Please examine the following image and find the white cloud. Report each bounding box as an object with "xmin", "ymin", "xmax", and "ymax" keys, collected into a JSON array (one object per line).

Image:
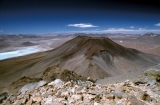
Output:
[
  {"xmin": 0, "ymin": 30, "xmax": 3, "ymax": 32},
  {"xmin": 130, "ymin": 26, "xmax": 135, "ymax": 28},
  {"xmin": 55, "ymin": 28, "xmax": 160, "ymax": 34},
  {"xmin": 155, "ymin": 23, "xmax": 160, "ymax": 26},
  {"xmin": 104, "ymin": 28, "xmax": 160, "ymax": 34},
  {"xmin": 105, "ymin": 28, "xmax": 133, "ymax": 32},
  {"xmin": 67, "ymin": 23, "xmax": 99, "ymax": 28}
]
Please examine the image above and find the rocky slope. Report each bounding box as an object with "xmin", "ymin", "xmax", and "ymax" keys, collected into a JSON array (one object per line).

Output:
[
  {"xmin": 7, "ymin": 67, "xmax": 94, "ymax": 94},
  {"xmin": 0, "ymin": 67, "xmax": 160, "ymax": 105}
]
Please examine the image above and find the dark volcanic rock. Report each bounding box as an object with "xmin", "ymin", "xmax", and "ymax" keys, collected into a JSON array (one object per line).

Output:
[{"xmin": 42, "ymin": 66, "xmax": 95, "ymax": 82}]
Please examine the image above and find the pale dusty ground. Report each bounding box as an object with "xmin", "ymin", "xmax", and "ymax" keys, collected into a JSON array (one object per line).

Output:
[{"xmin": 112, "ymin": 36, "xmax": 160, "ymax": 56}]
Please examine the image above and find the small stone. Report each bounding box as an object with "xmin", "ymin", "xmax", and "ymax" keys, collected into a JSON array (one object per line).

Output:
[
  {"xmin": 94, "ymin": 94, "xmax": 101, "ymax": 102},
  {"xmin": 56, "ymin": 98, "xmax": 66, "ymax": 102},
  {"xmin": 32, "ymin": 96, "xmax": 41, "ymax": 103},
  {"xmin": 9, "ymin": 95, "xmax": 16, "ymax": 101},
  {"xmin": 68, "ymin": 97, "xmax": 75, "ymax": 104},
  {"xmin": 35, "ymin": 80, "xmax": 47, "ymax": 89},
  {"xmin": 106, "ymin": 94, "xmax": 115, "ymax": 100},
  {"xmin": 65, "ymin": 81, "xmax": 73, "ymax": 87},
  {"xmin": 61, "ymin": 91, "xmax": 69, "ymax": 97},
  {"xmin": 44, "ymin": 96, "xmax": 53, "ymax": 105},
  {"xmin": 136, "ymin": 91, "xmax": 151, "ymax": 102},
  {"xmin": 101, "ymin": 94, "xmax": 107, "ymax": 101},
  {"xmin": 115, "ymin": 85, "xmax": 126, "ymax": 92},
  {"xmin": 13, "ymin": 99, "xmax": 26, "ymax": 105},
  {"xmin": 133, "ymin": 87, "xmax": 141, "ymax": 92},
  {"xmin": 147, "ymin": 80, "xmax": 156, "ymax": 86},
  {"xmin": 88, "ymin": 89, "xmax": 98, "ymax": 95},
  {"xmin": 48, "ymin": 79, "xmax": 64, "ymax": 86},
  {"xmin": 83, "ymin": 95, "xmax": 90, "ymax": 103},
  {"xmin": 88, "ymin": 94, "xmax": 96, "ymax": 100},
  {"xmin": 71, "ymin": 94, "xmax": 82, "ymax": 101},
  {"xmin": 155, "ymin": 91, "xmax": 160, "ymax": 95},
  {"xmin": 129, "ymin": 95, "xmax": 141, "ymax": 105},
  {"xmin": 26, "ymin": 100, "xmax": 32, "ymax": 105},
  {"xmin": 94, "ymin": 102, "xmax": 100, "ymax": 105},
  {"xmin": 113, "ymin": 91, "xmax": 124, "ymax": 99}
]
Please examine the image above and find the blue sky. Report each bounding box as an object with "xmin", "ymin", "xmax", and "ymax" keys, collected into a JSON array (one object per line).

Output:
[{"xmin": 0, "ymin": 0, "xmax": 160, "ymax": 34}]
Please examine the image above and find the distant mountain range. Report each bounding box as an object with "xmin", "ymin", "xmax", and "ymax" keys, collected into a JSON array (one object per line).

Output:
[{"xmin": 143, "ymin": 32, "xmax": 160, "ymax": 37}]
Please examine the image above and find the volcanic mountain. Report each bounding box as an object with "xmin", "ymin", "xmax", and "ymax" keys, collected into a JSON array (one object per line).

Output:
[{"xmin": 0, "ymin": 36, "xmax": 160, "ymax": 86}]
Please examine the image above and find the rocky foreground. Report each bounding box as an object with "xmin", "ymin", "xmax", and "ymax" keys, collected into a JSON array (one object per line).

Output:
[{"xmin": 0, "ymin": 67, "xmax": 160, "ymax": 105}]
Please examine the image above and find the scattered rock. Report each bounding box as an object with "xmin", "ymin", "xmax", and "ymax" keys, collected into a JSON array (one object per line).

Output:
[
  {"xmin": 145, "ymin": 69, "xmax": 160, "ymax": 81},
  {"xmin": 42, "ymin": 66, "xmax": 95, "ymax": 82},
  {"xmin": 1, "ymin": 67, "xmax": 160, "ymax": 105}
]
